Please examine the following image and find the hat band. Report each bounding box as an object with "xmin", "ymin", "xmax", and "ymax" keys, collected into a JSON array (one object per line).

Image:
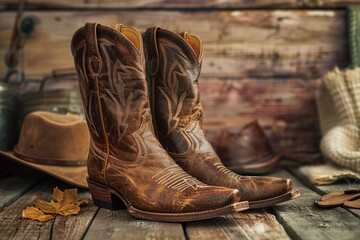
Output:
[{"xmin": 13, "ymin": 149, "xmax": 87, "ymax": 166}]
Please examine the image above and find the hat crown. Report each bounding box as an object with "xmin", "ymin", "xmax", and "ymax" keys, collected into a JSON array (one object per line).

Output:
[{"xmin": 14, "ymin": 111, "xmax": 90, "ymax": 165}]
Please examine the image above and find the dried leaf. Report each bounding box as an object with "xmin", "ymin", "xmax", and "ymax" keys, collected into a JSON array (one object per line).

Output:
[
  {"xmin": 62, "ymin": 188, "xmax": 78, "ymax": 205},
  {"xmin": 56, "ymin": 203, "xmax": 81, "ymax": 216},
  {"xmin": 53, "ymin": 187, "xmax": 64, "ymax": 202},
  {"xmin": 34, "ymin": 187, "xmax": 89, "ymax": 216},
  {"xmin": 23, "ymin": 187, "xmax": 89, "ymax": 221},
  {"xmin": 34, "ymin": 199, "xmax": 59, "ymax": 213},
  {"xmin": 22, "ymin": 207, "xmax": 54, "ymax": 222}
]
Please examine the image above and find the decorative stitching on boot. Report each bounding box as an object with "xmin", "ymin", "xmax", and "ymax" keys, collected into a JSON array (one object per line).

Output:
[
  {"xmin": 214, "ymin": 163, "xmax": 243, "ymax": 180},
  {"xmin": 152, "ymin": 165, "xmax": 208, "ymax": 192},
  {"xmin": 99, "ymin": 41, "xmax": 134, "ymax": 142},
  {"xmin": 158, "ymin": 43, "xmax": 187, "ymax": 135},
  {"xmin": 76, "ymin": 64, "xmax": 99, "ymax": 137},
  {"xmin": 131, "ymin": 109, "xmax": 151, "ymax": 158}
]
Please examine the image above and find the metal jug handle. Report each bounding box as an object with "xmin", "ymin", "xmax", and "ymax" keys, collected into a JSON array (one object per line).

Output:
[{"xmin": 39, "ymin": 68, "xmax": 77, "ymax": 91}]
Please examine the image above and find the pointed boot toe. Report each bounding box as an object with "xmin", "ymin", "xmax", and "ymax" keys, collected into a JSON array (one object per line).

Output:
[
  {"xmin": 194, "ymin": 187, "xmax": 242, "ymax": 209},
  {"xmin": 286, "ymin": 178, "xmax": 293, "ymax": 192},
  {"xmin": 224, "ymin": 188, "xmax": 242, "ymax": 206},
  {"xmin": 228, "ymin": 175, "xmax": 298, "ymax": 209},
  {"xmin": 221, "ymin": 188, "xmax": 250, "ymax": 211},
  {"xmin": 241, "ymin": 177, "xmax": 292, "ymax": 202}
]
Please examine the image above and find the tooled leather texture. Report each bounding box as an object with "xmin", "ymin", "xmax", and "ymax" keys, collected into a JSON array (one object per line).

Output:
[
  {"xmin": 144, "ymin": 27, "xmax": 292, "ymax": 202},
  {"xmin": 71, "ymin": 23, "xmax": 241, "ymax": 213}
]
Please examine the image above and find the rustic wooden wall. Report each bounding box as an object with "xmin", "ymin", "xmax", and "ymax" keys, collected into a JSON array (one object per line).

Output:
[
  {"xmin": 0, "ymin": 0, "xmax": 359, "ymax": 9},
  {"xmin": 0, "ymin": 0, "xmax": 357, "ymax": 158}
]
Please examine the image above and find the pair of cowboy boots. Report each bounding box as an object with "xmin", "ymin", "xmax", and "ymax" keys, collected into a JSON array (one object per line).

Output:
[{"xmin": 71, "ymin": 23, "xmax": 299, "ymax": 222}]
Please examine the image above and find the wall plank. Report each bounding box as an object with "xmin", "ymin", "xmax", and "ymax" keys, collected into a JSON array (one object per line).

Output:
[
  {"xmin": 0, "ymin": 0, "xmax": 359, "ymax": 9},
  {"xmin": 0, "ymin": 10, "xmax": 347, "ymax": 79},
  {"xmin": 201, "ymin": 78, "xmax": 320, "ymax": 153}
]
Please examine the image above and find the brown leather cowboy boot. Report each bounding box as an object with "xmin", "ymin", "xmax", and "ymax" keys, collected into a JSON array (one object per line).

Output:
[
  {"xmin": 143, "ymin": 27, "xmax": 300, "ymax": 209},
  {"xmin": 71, "ymin": 23, "xmax": 248, "ymax": 222}
]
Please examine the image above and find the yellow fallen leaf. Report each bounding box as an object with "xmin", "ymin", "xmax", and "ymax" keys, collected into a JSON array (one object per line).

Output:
[
  {"xmin": 33, "ymin": 187, "xmax": 89, "ymax": 216},
  {"xmin": 23, "ymin": 187, "xmax": 89, "ymax": 222},
  {"xmin": 22, "ymin": 206, "xmax": 54, "ymax": 222},
  {"xmin": 62, "ymin": 188, "xmax": 79, "ymax": 205},
  {"xmin": 52, "ymin": 187, "xmax": 88, "ymax": 205},
  {"xmin": 34, "ymin": 199, "xmax": 81, "ymax": 216},
  {"xmin": 56, "ymin": 203, "xmax": 81, "ymax": 216},
  {"xmin": 53, "ymin": 187, "xmax": 64, "ymax": 202},
  {"xmin": 34, "ymin": 199, "xmax": 60, "ymax": 214}
]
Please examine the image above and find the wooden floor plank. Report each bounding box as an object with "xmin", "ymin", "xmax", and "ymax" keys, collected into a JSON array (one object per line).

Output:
[
  {"xmin": 84, "ymin": 209, "xmax": 185, "ymax": 240},
  {"xmin": 185, "ymin": 209, "xmax": 290, "ymax": 240},
  {"xmin": 289, "ymin": 167, "xmax": 360, "ymax": 218},
  {"xmin": 0, "ymin": 178, "xmax": 96, "ymax": 240},
  {"xmin": 51, "ymin": 190, "xmax": 98, "ymax": 240},
  {"xmin": 0, "ymin": 177, "xmax": 37, "ymax": 212},
  {"xmin": 269, "ymin": 169, "xmax": 360, "ymax": 240}
]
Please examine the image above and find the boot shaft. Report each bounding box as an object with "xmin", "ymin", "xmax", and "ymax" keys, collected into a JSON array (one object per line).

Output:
[
  {"xmin": 143, "ymin": 27, "xmax": 204, "ymax": 153},
  {"xmin": 72, "ymin": 23, "xmax": 150, "ymax": 161}
]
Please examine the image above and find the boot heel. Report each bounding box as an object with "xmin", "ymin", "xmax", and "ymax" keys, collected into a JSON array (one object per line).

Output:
[{"xmin": 87, "ymin": 178, "xmax": 127, "ymax": 210}]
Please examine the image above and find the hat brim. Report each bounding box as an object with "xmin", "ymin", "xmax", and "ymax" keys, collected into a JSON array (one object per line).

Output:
[
  {"xmin": 227, "ymin": 153, "xmax": 283, "ymax": 175},
  {"xmin": 0, "ymin": 150, "xmax": 88, "ymax": 189}
]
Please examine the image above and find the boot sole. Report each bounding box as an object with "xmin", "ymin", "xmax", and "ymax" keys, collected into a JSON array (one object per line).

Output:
[
  {"xmin": 248, "ymin": 189, "xmax": 300, "ymax": 209},
  {"xmin": 87, "ymin": 178, "xmax": 249, "ymax": 222}
]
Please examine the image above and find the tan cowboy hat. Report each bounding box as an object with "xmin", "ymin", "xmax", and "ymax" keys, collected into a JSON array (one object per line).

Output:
[{"xmin": 0, "ymin": 111, "xmax": 90, "ymax": 188}]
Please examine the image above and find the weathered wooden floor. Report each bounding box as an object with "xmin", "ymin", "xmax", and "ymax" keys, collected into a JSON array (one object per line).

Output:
[{"xmin": 0, "ymin": 168, "xmax": 359, "ymax": 240}]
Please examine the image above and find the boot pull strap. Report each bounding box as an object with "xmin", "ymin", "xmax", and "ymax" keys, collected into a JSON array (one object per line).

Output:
[
  {"xmin": 114, "ymin": 23, "xmax": 123, "ymax": 32},
  {"xmin": 85, "ymin": 22, "xmax": 102, "ymax": 78},
  {"xmin": 144, "ymin": 27, "xmax": 159, "ymax": 76}
]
